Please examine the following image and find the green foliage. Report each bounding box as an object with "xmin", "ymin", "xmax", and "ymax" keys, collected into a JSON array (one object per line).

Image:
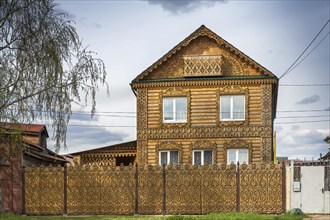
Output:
[
  {"xmin": 0, "ymin": 125, "xmax": 23, "ymax": 160},
  {"xmin": 0, "ymin": 0, "xmax": 109, "ymax": 152}
]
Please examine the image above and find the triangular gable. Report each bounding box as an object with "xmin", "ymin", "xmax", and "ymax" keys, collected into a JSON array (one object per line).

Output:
[{"xmin": 132, "ymin": 25, "xmax": 276, "ymax": 83}]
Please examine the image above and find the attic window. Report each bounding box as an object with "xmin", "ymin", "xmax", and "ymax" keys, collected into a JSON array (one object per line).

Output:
[{"xmin": 183, "ymin": 55, "xmax": 223, "ymax": 77}]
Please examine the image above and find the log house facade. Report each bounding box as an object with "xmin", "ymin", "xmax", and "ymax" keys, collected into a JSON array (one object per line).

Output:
[{"xmin": 131, "ymin": 25, "xmax": 278, "ymax": 166}]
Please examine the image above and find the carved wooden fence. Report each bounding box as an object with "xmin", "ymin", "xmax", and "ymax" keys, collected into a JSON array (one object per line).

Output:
[{"xmin": 24, "ymin": 163, "xmax": 285, "ymax": 215}]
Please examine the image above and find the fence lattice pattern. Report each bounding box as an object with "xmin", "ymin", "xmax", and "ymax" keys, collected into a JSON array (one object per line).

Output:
[{"xmin": 24, "ymin": 163, "xmax": 284, "ymax": 215}]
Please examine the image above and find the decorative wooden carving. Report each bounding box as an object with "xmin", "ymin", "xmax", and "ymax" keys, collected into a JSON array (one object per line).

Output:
[
  {"xmin": 25, "ymin": 166, "xmax": 64, "ymax": 215},
  {"xmin": 262, "ymin": 84, "xmax": 272, "ymax": 126},
  {"xmin": 24, "ymin": 163, "xmax": 284, "ymax": 215},
  {"xmin": 183, "ymin": 55, "xmax": 223, "ymax": 77},
  {"xmin": 81, "ymin": 155, "xmax": 116, "ymax": 166},
  {"xmin": 137, "ymin": 89, "xmax": 148, "ymax": 130},
  {"xmin": 137, "ymin": 126, "xmax": 272, "ymax": 140},
  {"xmin": 132, "ymin": 78, "xmax": 277, "ymax": 89},
  {"xmin": 137, "ymin": 140, "xmax": 148, "ymax": 166},
  {"xmin": 240, "ymin": 163, "xmax": 283, "ymax": 213},
  {"xmin": 262, "ymin": 138, "xmax": 272, "ymax": 163},
  {"xmin": 67, "ymin": 165, "xmax": 135, "ymax": 215}
]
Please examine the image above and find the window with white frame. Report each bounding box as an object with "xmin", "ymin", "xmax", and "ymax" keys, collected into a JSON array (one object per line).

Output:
[
  {"xmin": 220, "ymin": 95, "xmax": 245, "ymax": 121},
  {"xmin": 163, "ymin": 97, "xmax": 187, "ymax": 123},
  {"xmin": 159, "ymin": 150, "xmax": 179, "ymax": 165},
  {"xmin": 227, "ymin": 149, "xmax": 248, "ymax": 164},
  {"xmin": 193, "ymin": 150, "xmax": 213, "ymax": 165}
]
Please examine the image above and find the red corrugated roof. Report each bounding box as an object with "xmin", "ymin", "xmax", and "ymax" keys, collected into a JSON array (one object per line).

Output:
[{"xmin": 1, "ymin": 123, "xmax": 46, "ymax": 133}]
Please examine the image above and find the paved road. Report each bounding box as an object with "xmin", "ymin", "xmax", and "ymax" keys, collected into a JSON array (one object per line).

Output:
[{"xmin": 304, "ymin": 215, "xmax": 330, "ymax": 220}]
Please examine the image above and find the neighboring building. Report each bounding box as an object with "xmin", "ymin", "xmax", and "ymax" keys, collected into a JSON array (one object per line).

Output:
[
  {"xmin": 276, "ymin": 157, "xmax": 288, "ymax": 164},
  {"xmin": 130, "ymin": 25, "xmax": 278, "ymax": 166},
  {"xmin": 0, "ymin": 123, "xmax": 66, "ymax": 213},
  {"xmin": 286, "ymin": 161, "xmax": 330, "ymax": 214},
  {"xmin": 320, "ymin": 136, "xmax": 330, "ymax": 161},
  {"xmin": 70, "ymin": 141, "xmax": 136, "ymax": 166}
]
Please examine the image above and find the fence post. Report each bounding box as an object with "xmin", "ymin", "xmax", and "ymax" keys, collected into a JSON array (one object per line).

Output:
[
  {"xmin": 281, "ymin": 161, "xmax": 286, "ymax": 213},
  {"xmin": 162, "ymin": 164, "xmax": 166, "ymax": 216},
  {"xmin": 63, "ymin": 166, "xmax": 67, "ymax": 215},
  {"xmin": 236, "ymin": 162, "xmax": 240, "ymax": 212},
  {"xmin": 21, "ymin": 166, "xmax": 26, "ymax": 215},
  {"xmin": 134, "ymin": 164, "xmax": 139, "ymax": 215}
]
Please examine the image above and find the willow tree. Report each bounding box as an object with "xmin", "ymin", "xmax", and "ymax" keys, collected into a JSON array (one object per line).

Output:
[{"xmin": 0, "ymin": 0, "xmax": 108, "ymax": 152}]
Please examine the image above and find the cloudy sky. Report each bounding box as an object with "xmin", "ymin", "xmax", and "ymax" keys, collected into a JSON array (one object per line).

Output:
[{"xmin": 50, "ymin": 0, "xmax": 330, "ymax": 160}]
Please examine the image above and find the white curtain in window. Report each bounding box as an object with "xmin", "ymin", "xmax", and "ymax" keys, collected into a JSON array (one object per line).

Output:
[
  {"xmin": 160, "ymin": 151, "xmax": 168, "ymax": 165},
  {"xmin": 227, "ymin": 148, "xmax": 248, "ymax": 164},
  {"xmin": 204, "ymin": 150, "xmax": 212, "ymax": 165},
  {"xmin": 228, "ymin": 149, "xmax": 236, "ymax": 164},
  {"xmin": 238, "ymin": 149, "xmax": 248, "ymax": 164},
  {"xmin": 170, "ymin": 151, "xmax": 178, "ymax": 165},
  {"xmin": 194, "ymin": 151, "xmax": 202, "ymax": 165}
]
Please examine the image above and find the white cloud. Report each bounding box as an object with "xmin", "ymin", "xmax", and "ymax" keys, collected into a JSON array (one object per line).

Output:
[
  {"xmin": 145, "ymin": 0, "xmax": 227, "ymax": 14},
  {"xmin": 277, "ymin": 128, "xmax": 330, "ymax": 159}
]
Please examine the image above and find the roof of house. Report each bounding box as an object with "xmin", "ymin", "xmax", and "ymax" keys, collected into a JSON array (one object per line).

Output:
[
  {"xmin": 67, "ymin": 140, "xmax": 137, "ymax": 157},
  {"xmin": 0, "ymin": 123, "xmax": 48, "ymax": 137},
  {"xmin": 1, "ymin": 122, "xmax": 66, "ymax": 164},
  {"xmin": 132, "ymin": 25, "xmax": 277, "ymax": 83},
  {"xmin": 23, "ymin": 142, "xmax": 67, "ymax": 164},
  {"xmin": 320, "ymin": 152, "xmax": 330, "ymax": 160}
]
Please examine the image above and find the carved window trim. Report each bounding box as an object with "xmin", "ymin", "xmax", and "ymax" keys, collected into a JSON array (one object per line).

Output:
[
  {"xmin": 155, "ymin": 141, "xmax": 183, "ymax": 165},
  {"xmin": 224, "ymin": 139, "xmax": 252, "ymax": 164},
  {"xmin": 189, "ymin": 140, "xmax": 216, "ymax": 165},
  {"xmin": 217, "ymin": 85, "xmax": 249, "ymax": 126},
  {"xmin": 160, "ymin": 88, "xmax": 191, "ymax": 128}
]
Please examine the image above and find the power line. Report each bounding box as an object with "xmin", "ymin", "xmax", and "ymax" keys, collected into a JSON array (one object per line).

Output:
[
  {"xmin": 279, "ymin": 19, "xmax": 330, "ymax": 79},
  {"xmin": 275, "ymin": 119, "xmax": 330, "ymax": 124},
  {"xmin": 283, "ymin": 31, "xmax": 330, "ymax": 76},
  {"xmin": 276, "ymin": 115, "xmax": 329, "ymax": 119},
  {"xmin": 279, "ymin": 84, "xmax": 330, "ymax": 87},
  {"xmin": 67, "ymin": 124, "xmax": 136, "ymax": 128},
  {"xmin": 277, "ymin": 109, "xmax": 329, "ymax": 113}
]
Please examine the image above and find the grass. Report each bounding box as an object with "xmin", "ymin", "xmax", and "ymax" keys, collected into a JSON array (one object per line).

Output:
[{"xmin": 0, "ymin": 212, "xmax": 306, "ymax": 220}]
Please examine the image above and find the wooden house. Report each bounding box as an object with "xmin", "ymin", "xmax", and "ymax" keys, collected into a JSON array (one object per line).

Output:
[{"xmin": 130, "ymin": 25, "xmax": 278, "ymax": 166}]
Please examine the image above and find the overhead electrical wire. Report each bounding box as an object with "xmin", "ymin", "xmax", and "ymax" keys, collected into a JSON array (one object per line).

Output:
[
  {"xmin": 274, "ymin": 119, "xmax": 330, "ymax": 124},
  {"xmin": 279, "ymin": 84, "xmax": 330, "ymax": 87},
  {"xmin": 279, "ymin": 19, "xmax": 330, "ymax": 79},
  {"xmin": 282, "ymin": 31, "xmax": 330, "ymax": 76},
  {"xmin": 276, "ymin": 115, "xmax": 329, "ymax": 119}
]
